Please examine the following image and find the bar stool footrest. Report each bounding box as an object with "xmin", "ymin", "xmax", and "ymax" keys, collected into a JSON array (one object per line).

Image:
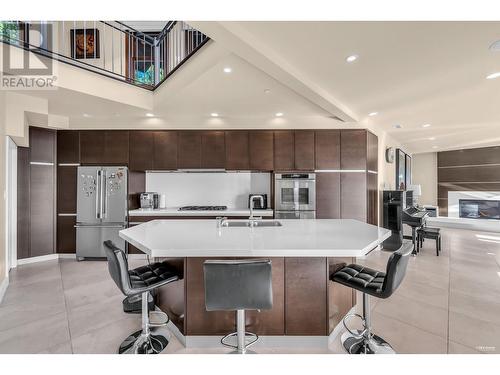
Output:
[{"xmin": 221, "ymin": 331, "xmax": 259, "ymax": 350}]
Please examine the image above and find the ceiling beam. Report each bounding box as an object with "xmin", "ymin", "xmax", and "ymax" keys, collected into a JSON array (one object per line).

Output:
[{"xmin": 189, "ymin": 21, "xmax": 357, "ymax": 122}]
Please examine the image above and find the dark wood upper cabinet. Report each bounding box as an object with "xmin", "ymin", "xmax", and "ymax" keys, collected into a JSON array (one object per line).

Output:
[
  {"xmin": 153, "ymin": 131, "xmax": 178, "ymax": 170},
  {"xmin": 249, "ymin": 131, "xmax": 274, "ymax": 171},
  {"xmin": 367, "ymin": 131, "xmax": 378, "ymax": 172},
  {"xmin": 225, "ymin": 131, "xmax": 249, "ymax": 170},
  {"xmin": 178, "ymin": 131, "xmax": 202, "ymax": 169},
  {"xmin": 129, "ymin": 131, "xmax": 154, "ymax": 171},
  {"xmin": 274, "ymin": 131, "xmax": 294, "ymax": 171},
  {"xmin": 80, "ymin": 130, "xmax": 128, "ymax": 165},
  {"xmin": 340, "ymin": 130, "xmax": 367, "ymax": 170},
  {"xmin": 315, "ymin": 130, "xmax": 340, "ymax": 170},
  {"xmin": 104, "ymin": 131, "xmax": 129, "ymax": 165},
  {"xmin": 316, "ymin": 172, "xmax": 340, "ymax": 219},
  {"xmin": 57, "ymin": 130, "xmax": 80, "ymax": 164},
  {"xmin": 30, "ymin": 127, "xmax": 56, "ymax": 163},
  {"xmin": 294, "ymin": 131, "xmax": 315, "ymax": 170},
  {"xmin": 201, "ymin": 131, "xmax": 225, "ymax": 169},
  {"xmin": 80, "ymin": 130, "xmax": 106, "ymax": 164}
]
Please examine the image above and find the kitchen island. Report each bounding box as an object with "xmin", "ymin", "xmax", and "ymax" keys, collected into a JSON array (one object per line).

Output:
[{"xmin": 119, "ymin": 219, "xmax": 390, "ymax": 346}]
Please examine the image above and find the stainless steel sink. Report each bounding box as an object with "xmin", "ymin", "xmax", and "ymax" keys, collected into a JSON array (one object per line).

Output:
[{"xmin": 220, "ymin": 220, "xmax": 282, "ymax": 228}]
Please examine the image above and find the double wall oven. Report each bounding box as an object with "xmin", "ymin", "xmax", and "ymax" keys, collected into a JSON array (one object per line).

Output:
[{"xmin": 274, "ymin": 173, "xmax": 316, "ymax": 219}]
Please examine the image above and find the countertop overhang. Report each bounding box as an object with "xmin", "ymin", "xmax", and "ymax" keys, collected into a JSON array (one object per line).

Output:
[{"xmin": 119, "ymin": 219, "xmax": 391, "ymax": 258}]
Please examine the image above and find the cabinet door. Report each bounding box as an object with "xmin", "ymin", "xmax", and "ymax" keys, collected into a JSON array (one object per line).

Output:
[
  {"xmin": 80, "ymin": 130, "xmax": 105, "ymax": 164},
  {"xmin": 104, "ymin": 131, "xmax": 129, "ymax": 165},
  {"xmin": 129, "ymin": 131, "xmax": 154, "ymax": 171},
  {"xmin": 178, "ymin": 131, "xmax": 202, "ymax": 169},
  {"xmin": 285, "ymin": 257, "xmax": 328, "ymax": 335},
  {"xmin": 315, "ymin": 130, "xmax": 340, "ymax": 170},
  {"xmin": 274, "ymin": 131, "xmax": 294, "ymax": 171},
  {"xmin": 225, "ymin": 131, "xmax": 249, "ymax": 170},
  {"xmin": 17, "ymin": 147, "xmax": 30, "ymax": 260},
  {"xmin": 57, "ymin": 130, "xmax": 80, "ymax": 164},
  {"xmin": 294, "ymin": 130, "xmax": 315, "ymax": 170},
  {"xmin": 249, "ymin": 131, "xmax": 274, "ymax": 170},
  {"xmin": 57, "ymin": 166, "xmax": 77, "ymax": 213},
  {"xmin": 316, "ymin": 172, "xmax": 340, "ymax": 219},
  {"xmin": 153, "ymin": 131, "xmax": 178, "ymax": 170},
  {"xmin": 341, "ymin": 172, "xmax": 367, "ymax": 222},
  {"xmin": 57, "ymin": 216, "xmax": 76, "ymax": 254},
  {"xmin": 340, "ymin": 130, "xmax": 367, "ymax": 170},
  {"xmin": 367, "ymin": 131, "xmax": 378, "ymax": 173},
  {"xmin": 30, "ymin": 127, "xmax": 56, "ymax": 163},
  {"xmin": 201, "ymin": 131, "xmax": 225, "ymax": 169}
]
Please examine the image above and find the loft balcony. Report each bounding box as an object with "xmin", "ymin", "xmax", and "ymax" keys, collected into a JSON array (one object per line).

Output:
[{"xmin": 0, "ymin": 21, "xmax": 209, "ymax": 90}]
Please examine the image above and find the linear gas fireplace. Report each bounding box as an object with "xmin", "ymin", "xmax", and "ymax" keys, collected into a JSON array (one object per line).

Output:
[{"xmin": 459, "ymin": 199, "xmax": 500, "ymax": 220}]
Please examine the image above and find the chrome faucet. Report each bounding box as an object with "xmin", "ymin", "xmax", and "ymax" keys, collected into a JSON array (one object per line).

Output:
[
  {"xmin": 216, "ymin": 216, "xmax": 227, "ymax": 229},
  {"xmin": 249, "ymin": 195, "xmax": 264, "ymax": 224}
]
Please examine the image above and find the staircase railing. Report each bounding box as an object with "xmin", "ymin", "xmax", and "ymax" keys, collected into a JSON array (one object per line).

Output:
[{"xmin": 0, "ymin": 21, "xmax": 209, "ymax": 90}]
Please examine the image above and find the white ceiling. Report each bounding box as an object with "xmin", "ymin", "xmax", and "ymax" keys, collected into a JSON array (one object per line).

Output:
[
  {"xmin": 18, "ymin": 21, "xmax": 500, "ymax": 154},
  {"xmin": 199, "ymin": 21, "xmax": 500, "ymax": 153}
]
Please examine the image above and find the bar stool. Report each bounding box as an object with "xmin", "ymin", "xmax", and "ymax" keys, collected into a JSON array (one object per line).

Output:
[
  {"xmin": 417, "ymin": 226, "xmax": 441, "ymax": 256},
  {"xmin": 330, "ymin": 241, "xmax": 414, "ymax": 354},
  {"xmin": 103, "ymin": 240, "xmax": 180, "ymax": 354},
  {"xmin": 204, "ymin": 259, "xmax": 273, "ymax": 354}
]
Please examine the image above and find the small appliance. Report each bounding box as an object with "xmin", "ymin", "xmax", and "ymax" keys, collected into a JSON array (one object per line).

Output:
[
  {"xmin": 140, "ymin": 192, "xmax": 160, "ymax": 209},
  {"xmin": 248, "ymin": 194, "xmax": 268, "ymax": 210}
]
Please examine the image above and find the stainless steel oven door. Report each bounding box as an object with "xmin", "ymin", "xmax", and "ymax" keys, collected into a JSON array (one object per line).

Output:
[
  {"xmin": 275, "ymin": 179, "xmax": 316, "ymax": 211},
  {"xmin": 275, "ymin": 211, "xmax": 316, "ymax": 219}
]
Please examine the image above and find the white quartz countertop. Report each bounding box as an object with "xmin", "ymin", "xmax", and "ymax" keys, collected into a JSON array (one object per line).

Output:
[
  {"xmin": 119, "ymin": 219, "xmax": 391, "ymax": 258},
  {"xmin": 129, "ymin": 208, "xmax": 274, "ymax": 217}
]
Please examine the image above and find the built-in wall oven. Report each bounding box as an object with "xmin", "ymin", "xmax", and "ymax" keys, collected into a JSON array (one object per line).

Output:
[{"xmin": 274, "ymin": 173, "xmax": 316, "ymax": 219}]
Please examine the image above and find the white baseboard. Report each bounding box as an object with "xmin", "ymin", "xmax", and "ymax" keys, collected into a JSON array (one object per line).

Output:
[
  {"xmin": 16, "ymin": 253, "xmax": 60, "ymax": 265},
  {"xmin": 0, "ymin": 277, "xmax": 9, "ymax": 304}
]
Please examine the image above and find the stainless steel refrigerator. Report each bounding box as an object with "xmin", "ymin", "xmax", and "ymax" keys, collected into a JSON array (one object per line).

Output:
[{"xmin": 76, "ymin": 166, "xmax": 128, "ymax": 260}]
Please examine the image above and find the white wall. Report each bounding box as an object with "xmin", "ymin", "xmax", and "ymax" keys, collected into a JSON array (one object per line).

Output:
[
  {"xmin": 0, "ymin": 93, "xmax": 7, "ymax": 282},
  {"xmin": 146, "ymin": 172, "xmax": 271, "ymax": 208},
  {"xmin": 412, "ymin": 152, "xmax": 438, "ymax": 206}
]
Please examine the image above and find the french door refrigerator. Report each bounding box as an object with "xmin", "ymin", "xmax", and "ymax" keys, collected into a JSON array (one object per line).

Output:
[{"xmin": 76, "ymin": 166, "xmax": 128, "ymax": 260}]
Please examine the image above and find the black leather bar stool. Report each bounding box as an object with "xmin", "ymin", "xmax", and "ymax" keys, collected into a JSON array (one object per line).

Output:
[
  {"xmin": 204, "ymin": 259, "xmax": 273, "ymax": 354},
  {"xmin": 330, "ymin": 241, "xmax": 414, "ymax": 354},
  {"xmin": 103, "ymin": 240, "xmax": 180, "ymax": 354}
]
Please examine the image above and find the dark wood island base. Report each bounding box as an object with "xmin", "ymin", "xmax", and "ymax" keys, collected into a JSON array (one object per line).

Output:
[{"xmin": 156, "ymin": 257, "xmax": 356, "ymax": 340}]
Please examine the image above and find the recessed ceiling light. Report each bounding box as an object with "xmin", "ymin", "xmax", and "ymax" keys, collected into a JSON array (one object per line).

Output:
[
  {"xmin": 223, "ymin": 67, "xmax": 232, "ymax": 73},
  {"xmin": 275, "ymin": 112, "xmax": 284, "ymax": 117},
  {"xmin": 429, "ymin": 137, "xmax": 436, "ymax": 141},
  {"xmin": 486, "ymin": 72, "xmax": 500, "ymax": 80},
  {"xmin": 368, "ymin": 112, "xmax": 378, "ymax": 117},
  {"xmin": 346, "ymin": 54, "xmax": 359, "ymax": 63},
  {"xmin": 393, "ymin": 124, "xmax": 402, "ymax": 129},
  {"xmin": 82, "ymin": 113, "xmax": 90, "ymax": 118},
  {"xmin": 145, "ymin": 113, "xmax": 154, "ymax": 117},
  {"xmin": 210, "ymin": 113, "xmax": 219, "ymax": 117},
  {"xmin": 422, "ymin": 123, "xmax": 431, "ymax": 128},
  {"xmin": 432, "ymin": 146, "xmax": 438, "ymax": 149},
  {"xmin": 264, "ymin": 89, "xmax": 271, "ymax": 94}
]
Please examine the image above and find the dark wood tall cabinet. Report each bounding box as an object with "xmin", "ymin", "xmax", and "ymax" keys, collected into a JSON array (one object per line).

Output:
[{"xmin": 17, "ymin": 127, "xmax": 57, "ymax": 259}]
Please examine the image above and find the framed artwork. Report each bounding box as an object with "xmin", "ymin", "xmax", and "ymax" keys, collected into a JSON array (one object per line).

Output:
[
  {"xmin": 405, "ymin": 154, "xmax": 412, "ymax": 189},
  {"xmin": 395, "ymin": 148, "xmax": 412, "ymax": 191},
  {"xmin": 70, "ymin": 28, "xmax": 100, "ymax": 59}
]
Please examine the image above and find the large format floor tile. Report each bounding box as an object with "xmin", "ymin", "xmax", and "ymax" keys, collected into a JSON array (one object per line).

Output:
[{"xmin": 1, "ymin": 227, "xmax": 499, "ymax": 354}]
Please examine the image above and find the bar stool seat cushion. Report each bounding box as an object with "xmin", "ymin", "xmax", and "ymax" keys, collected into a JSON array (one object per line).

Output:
[
  {"xmin": 128, "ymin": 262, "xmax": 179, "ymax": 289},
  {"xmin": 331, "ymin": 264, "xmax": 386, "ymax": 297}
]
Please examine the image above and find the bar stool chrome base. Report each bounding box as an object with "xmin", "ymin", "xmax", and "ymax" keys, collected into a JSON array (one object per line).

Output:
[
  {"xmin": 119, "ymin": 329, "xmax": 170, "ymax": 354},
  {"xmin": 220, "ymin": 310, "xmax": 259, "ymax": 354},
  {"xmin": 341, "ymin": 330, "xmax": 395, "ymax": 354}
]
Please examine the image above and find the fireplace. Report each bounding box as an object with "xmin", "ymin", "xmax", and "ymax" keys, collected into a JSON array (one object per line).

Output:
[{"xmin": 459, "ymin": 199, "xmax": 500, "ymax": 220}]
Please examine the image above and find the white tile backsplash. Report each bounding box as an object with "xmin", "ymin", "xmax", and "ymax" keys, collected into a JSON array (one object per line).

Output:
[{"xmin": 146, "ymin": 172, "xmax": 271, "ymax": 208}]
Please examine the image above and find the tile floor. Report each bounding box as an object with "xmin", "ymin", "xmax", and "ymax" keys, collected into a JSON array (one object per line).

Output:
[{"xmin": 1, "ymin": 227, "xmax": 499, "ymax": 354}]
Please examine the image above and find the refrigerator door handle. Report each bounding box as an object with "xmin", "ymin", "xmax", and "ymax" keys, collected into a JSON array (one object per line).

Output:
[
  {"xmin": 101, "ymin": 170, "xmax": 106, "ymax": 219},
  {"xmin": 95, "ymin": 170, "xmax": 101, "ymax": 219}
]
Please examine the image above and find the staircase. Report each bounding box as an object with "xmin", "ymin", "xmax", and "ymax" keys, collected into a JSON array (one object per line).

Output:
[{"xmin": 0, "ymin": 21, "xmax": 209, "ymax": 90}]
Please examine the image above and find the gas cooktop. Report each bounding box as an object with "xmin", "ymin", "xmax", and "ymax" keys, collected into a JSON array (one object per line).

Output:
[{"xmin": 178, "ymin": 206, "xmax": 228, "ymax": 211}]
